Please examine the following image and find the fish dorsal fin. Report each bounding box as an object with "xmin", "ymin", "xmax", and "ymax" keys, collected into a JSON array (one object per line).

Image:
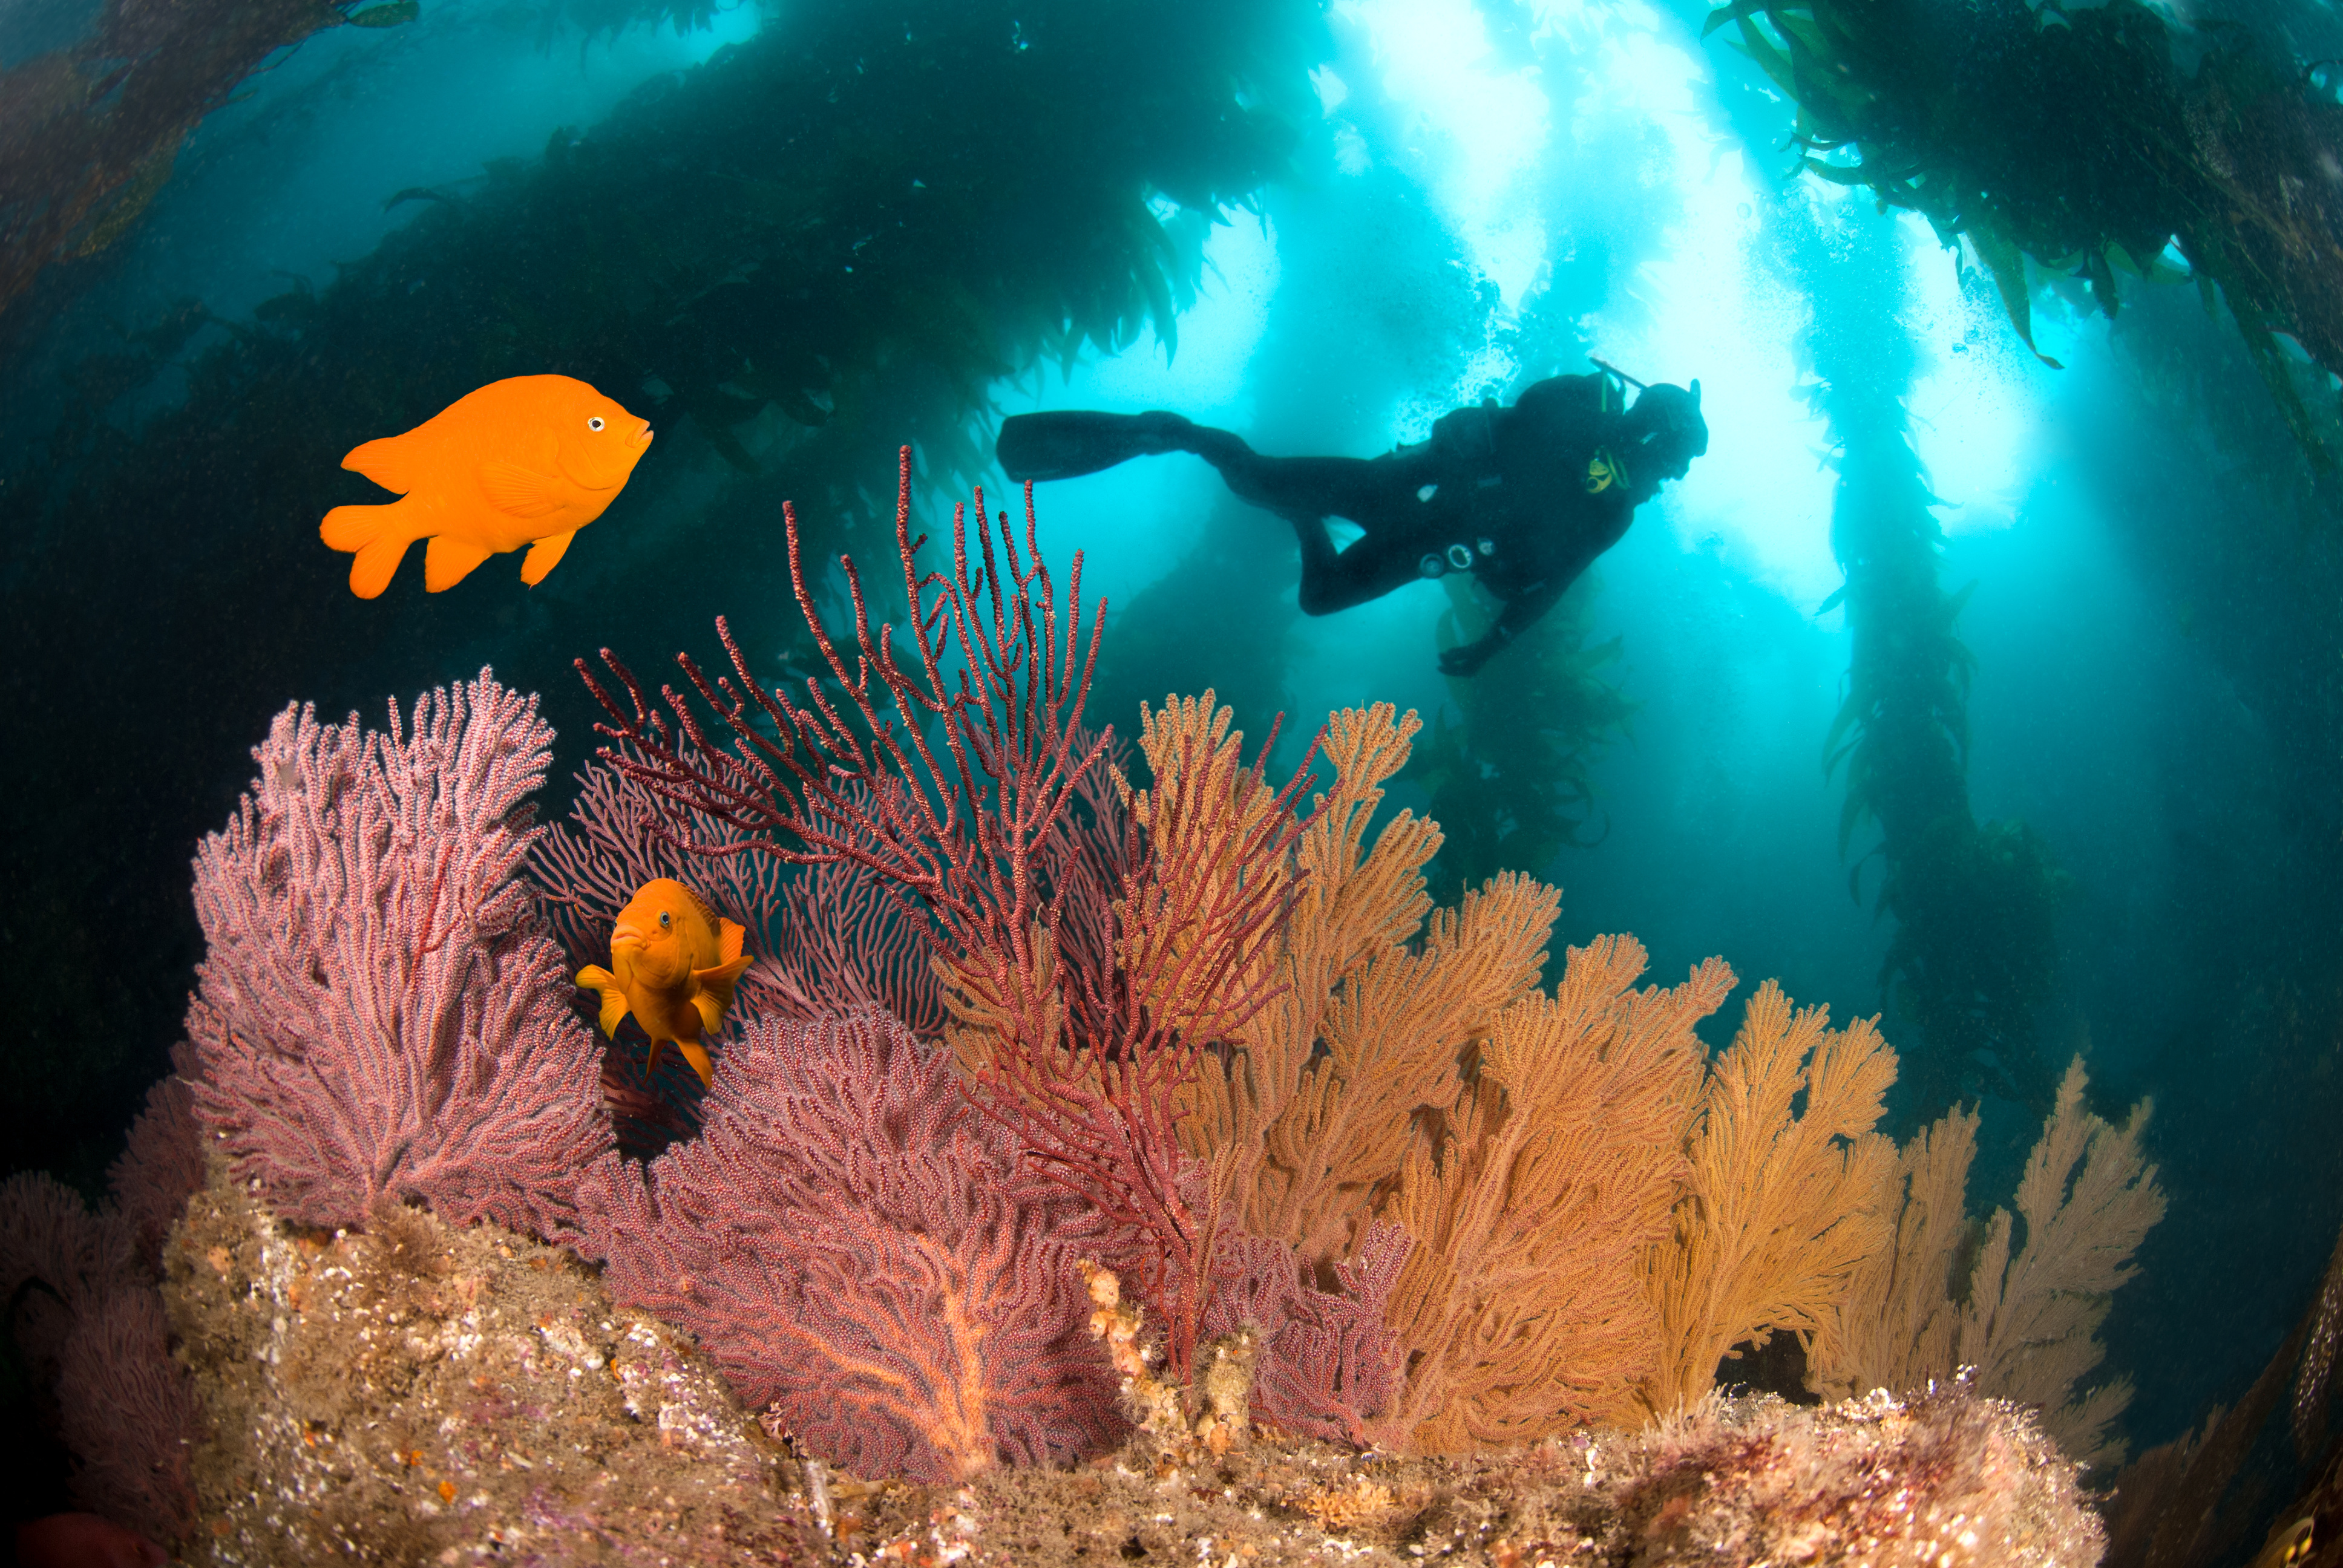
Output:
[
  {"xmin": 716, "ymin": 916, "xmax": 745, "ymax": 967},
  {"xmin": 343, "ymin": 433, "xmax": 425, "ymax": 495},
  {"xmin": 480, "ymin": 461, "xmax": 568, "ymax": 519}
]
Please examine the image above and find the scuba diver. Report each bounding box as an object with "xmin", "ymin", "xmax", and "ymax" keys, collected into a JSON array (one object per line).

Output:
[{"xmin": 995, "ymin": 362, "xmax": 1708, "ymax": 675}]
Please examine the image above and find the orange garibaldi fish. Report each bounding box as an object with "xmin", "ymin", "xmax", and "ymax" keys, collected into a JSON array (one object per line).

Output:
[
  {"xmin": 577, "ymin": 879, "xmax": 750, "ymax": 1089},
  {"xmin": 320, "ymin": 374, "xmax": 652, "ymax": 598}
]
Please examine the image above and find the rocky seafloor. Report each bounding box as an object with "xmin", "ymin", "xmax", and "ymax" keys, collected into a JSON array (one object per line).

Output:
[{"xmin": 154, "ymin": 1160, "xmax": 2108, "ymax": 1568}]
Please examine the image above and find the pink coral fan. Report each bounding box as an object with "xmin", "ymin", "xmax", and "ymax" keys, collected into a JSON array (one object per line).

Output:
[
  {"xmin": 531, "ymin": 750, "xmax": 945, "ymax": 1157},
  {"xmin": 106, "ymin": 1044, "xmax": 205, "ymax": 1272},
  {"xmin": 531, "ymin": 748, "xmax": 945, "ymax": 1036},
  {"xmin": 1204, "ymin": 1218, "xmax": 1410, "ymax": 1446},
  {"xmin": 186, "ymin": 669, "xmax": 612, "ymax": 1239},
  {"xmin": 53, "ymin": 1287, "xmax": 197, "ymax": 1546},
  {"xmin": 0, "ymin": 1173, "xmax": 196, "ymax": 1545},
  {"xmin": 580, "ymin": 1008, "xmax": 1124, "ymax": 1483}
]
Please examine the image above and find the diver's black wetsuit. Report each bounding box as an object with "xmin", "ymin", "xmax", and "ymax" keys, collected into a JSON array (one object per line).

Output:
[
  {"xmin": 1186, "ymin": 373, "xmax": 1649, "ymax": 674},
  {"xmin": 997, "ymin": 370, "xmax": 1706, "ymax": 675}
]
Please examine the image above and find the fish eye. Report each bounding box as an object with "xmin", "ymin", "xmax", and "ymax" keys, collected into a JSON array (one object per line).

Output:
[
  {"xmin": 658, "ymin": 910, "xmax": 670, "ymax": 926},
  {"xmin": 588, "ymin": 416, "xmax": 606, "ymax": 431}
]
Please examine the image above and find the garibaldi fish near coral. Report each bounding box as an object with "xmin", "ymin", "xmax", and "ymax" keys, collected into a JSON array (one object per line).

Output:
[
  {"xmin": 320, "ymin": 374, "xmax": 652, "ymax": 598},
  {"xmin": 577, "ymin": 879, "xmax": 750, "ymax": 1089}
]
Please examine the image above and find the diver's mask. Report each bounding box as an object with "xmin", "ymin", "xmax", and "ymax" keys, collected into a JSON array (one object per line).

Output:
[{"xmin": 1622, "ymin": 381, "xmax": 1708, "ymax": 482}]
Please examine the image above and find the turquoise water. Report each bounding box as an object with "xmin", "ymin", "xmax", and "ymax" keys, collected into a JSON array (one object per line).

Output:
[{"xmin": 4, "ymin": 0, "xmax": 2341, "ymax": 1547}]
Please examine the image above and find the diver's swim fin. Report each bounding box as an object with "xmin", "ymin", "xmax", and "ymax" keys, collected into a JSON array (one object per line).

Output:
[{"xmin": 997, "ymin": 411, "xmax": 1191, "ymax": 483}]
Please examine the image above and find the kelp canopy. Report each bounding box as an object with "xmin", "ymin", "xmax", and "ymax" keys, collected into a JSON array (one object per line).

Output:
[{"xmin": 1709, "ymin": 0, "xmax": 2343, "ymax": 473}]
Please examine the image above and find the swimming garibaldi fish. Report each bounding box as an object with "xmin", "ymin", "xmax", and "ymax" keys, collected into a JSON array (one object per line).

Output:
[
  {"xmin": 577, "ymin": 879, "xmax": 750, "ymax": 1089},
  {"xmin": 320, "ymin": 374, "xmax": 652, "ymax": 598}
]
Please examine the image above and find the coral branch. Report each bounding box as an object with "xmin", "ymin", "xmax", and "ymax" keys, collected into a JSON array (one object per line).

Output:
[
  {"xmin": 582, "ymin": 1010, "xmax": 1121, "ymax": 1482},
  {"xmin": 581, "ymin": 451, "xmax": 1317, "ymax": 1377},
  {"xmin": 187, "ymin": 670, "xmax": 613, "ymax": 1238}
]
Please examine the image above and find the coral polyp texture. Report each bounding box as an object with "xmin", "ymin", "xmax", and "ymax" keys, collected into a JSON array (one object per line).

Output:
[
  {"xmin": 185, "ymin": 670, "xmax": 614, "ymax": 1238},
  {"xmin": 580, "ymin": 1008, "xmax": 1124, "ymax": 1484}
]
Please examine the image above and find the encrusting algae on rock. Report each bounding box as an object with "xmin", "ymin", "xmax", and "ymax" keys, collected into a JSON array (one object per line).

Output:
[
  {"xmin": 157, "ymin": 1144, "xmax": 2105, "ymax": 1566},
  {"xmin": 164, "ymin": 1155, "xmax": 822, "ymax": 1566}
]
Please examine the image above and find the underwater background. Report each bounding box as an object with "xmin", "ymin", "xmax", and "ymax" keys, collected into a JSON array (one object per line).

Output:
[{"xmin": 4, "ymin": 0, "xmax": 2343, "ymax": 1546}]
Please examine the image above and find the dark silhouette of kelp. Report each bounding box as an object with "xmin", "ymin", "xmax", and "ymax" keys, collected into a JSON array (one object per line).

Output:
[
  {"xmin": 1800, "ymin": 212, "xmax": 2068, "ymax": 1120},
  {"xmin": 1709, "ymin": 0, "xmax": 2343, "ymax": 479}
]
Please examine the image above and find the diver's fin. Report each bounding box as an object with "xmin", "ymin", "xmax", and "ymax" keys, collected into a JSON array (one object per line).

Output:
[
  {"xmin": 675, "ymin": 1039, "xmax": 715, "ymax": 1089},
  {"xmin": 577, "ymin": 965, "xmax": 629, "ymax": 1037},
  {"xmin": 996, "ymin": 411, "xmax": 1192, "ymax": 483},
  {"xmin": 479, "ymin": 462, "xmax": 568, "ymax": 518},
  {"xmin": 342, "ymin": 434, "xmax": 424, "ymax": 494},
  {"xmin": 424, "ymin": 533, "xmax": 495, "ymax": 592},
  {"xmin": 322, "ymin": 504, "xmax": 413, "ymax": 598},
  {"xmin": 519, "ymin": 529, "xmax": 576, "ymax": 586}
]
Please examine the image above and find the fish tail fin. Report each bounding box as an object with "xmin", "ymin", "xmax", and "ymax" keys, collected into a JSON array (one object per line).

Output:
[{"xmin": 321, "ymin": 503, "xmax": 412, "ymax": 599}]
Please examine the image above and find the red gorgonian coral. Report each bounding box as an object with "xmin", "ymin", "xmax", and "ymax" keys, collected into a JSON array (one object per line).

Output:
[
  {"xmin": 186, "ymin": 670, "xmax": 613, "ymax": 1239},
  {"xmin": 580, "ymin": 448, "xmax": 1314, "ymax": 1377},
  {"xmin": 578, "ymin": 1008, "xmax": 1124, "ymax": 1483}
]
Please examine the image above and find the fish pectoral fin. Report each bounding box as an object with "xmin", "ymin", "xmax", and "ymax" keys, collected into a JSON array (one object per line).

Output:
[
  {"xmin": 519, "ymin": 529, "xmax": 577, "ymax": 586},
  {"xmin": 342, "ymin": 434, "xmax": 424, "ymax": 495},
  {"xmin": 424, "ymin": 533, "xmax": 496, "ymax": 592},
  {"xmin": 479, "ymin": 462, "xmax": 569, "ymax": 519},
  {"xmin": 689, "ymin": 988, "xmax": 729, "ymax": 1037},
  {"xmin": 676, "ymin": 1039, "xmax": 715, "ymax": 1089},
  {"xmin": 577, "ymin": 966, "xmax": 629, "ymax": 1037},
  {"xmin": 691, "ymin": 952, "xmax": 753, "ymax": 1014}
]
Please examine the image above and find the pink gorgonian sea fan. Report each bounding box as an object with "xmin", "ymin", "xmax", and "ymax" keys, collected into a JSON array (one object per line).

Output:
[
  {"xmin": 187, "ymin": 669, "xmax": 612, "ymax": 1240},
  {"xmin": 579, "ymin": 1007, "xmax": 1124, "ymax": 1483}
]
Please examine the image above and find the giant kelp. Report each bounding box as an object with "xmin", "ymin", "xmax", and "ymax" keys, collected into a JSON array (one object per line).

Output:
[
  {"xmin": 0, "ymin": 0, "xmax": 753, "ymax": 339},
  {"xmin": 0, "ymin": 0, "xmax": 1328, "ymax": 1184},
  {"xmin": 0, "ymin": 0, "xmax": 391, "ymax": 332},
  {"xmin": 1797, "ymin": 210, "xmax": 2068, "ymax": 1119},
  {"xmin": 1708, "ymin": 0, "xmax": 2343, "ymax": 474}
]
